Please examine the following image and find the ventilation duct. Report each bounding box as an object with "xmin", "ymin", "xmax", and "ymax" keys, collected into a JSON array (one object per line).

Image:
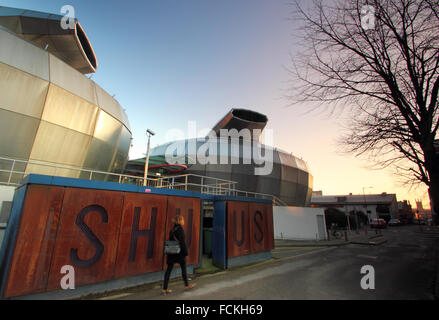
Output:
[{"xmin": 0, "ymin": 6, "xmax": 97, "ymax": 74}]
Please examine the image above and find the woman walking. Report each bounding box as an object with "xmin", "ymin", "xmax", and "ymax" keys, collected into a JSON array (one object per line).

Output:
[{"xmin": 162, "ymin": 215, "xmax": 196, "ymax": 295}]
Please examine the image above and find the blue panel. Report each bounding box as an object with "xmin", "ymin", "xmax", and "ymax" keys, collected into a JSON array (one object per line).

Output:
[
  {"xmin": 212, "ymin": 201, "xmax": 227, "ymax": 269},
  {"xmin": 0, "ymin": 184, "xmax": 27, "ymax": 299}
]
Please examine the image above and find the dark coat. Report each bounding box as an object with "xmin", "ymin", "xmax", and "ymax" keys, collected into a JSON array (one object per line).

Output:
[{"xmin": 166, "ymin": 224, "xmax": 188, "ymax": 265}]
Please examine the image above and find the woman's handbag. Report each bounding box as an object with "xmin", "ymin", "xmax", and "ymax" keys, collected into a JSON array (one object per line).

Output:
[
  {"xmin": 164, "ymin": 240, "xmax": 181, "ymax": 254},
  {"xmin": 164, "ymin": 227, "xmax": 181, "ymax": 254}
]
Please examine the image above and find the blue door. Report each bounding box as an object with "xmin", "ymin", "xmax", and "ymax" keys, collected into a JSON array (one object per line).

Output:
[{"xmin": 212, "ymin": 201, "xmax": 227, "ymax": 269}]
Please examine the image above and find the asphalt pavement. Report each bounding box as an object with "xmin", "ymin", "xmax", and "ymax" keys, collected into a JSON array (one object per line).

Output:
[{"xmin": 92, "ymin": 225, "xmax": 439, "ymax": 300}]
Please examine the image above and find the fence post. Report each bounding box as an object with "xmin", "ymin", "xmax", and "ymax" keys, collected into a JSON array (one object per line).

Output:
[
  {"xmin": 7, "ymin": 160, "xmax": 15, "ymax": 185},
  {"xmin": 201, "ymin": 176, "xmax": 204, "ymax": 193}
]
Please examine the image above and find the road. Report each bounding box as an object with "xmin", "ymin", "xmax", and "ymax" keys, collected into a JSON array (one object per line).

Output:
[{"xmin": 101, "ymin": 225, "xmax": 438, "ymax": 300}]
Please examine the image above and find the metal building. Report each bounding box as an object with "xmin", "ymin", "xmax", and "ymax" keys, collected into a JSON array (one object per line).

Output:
[
  {"xmin": 0, "ymin": 6, "xmax": 131, "ymax": 183},
  {"xmin": 126, "ymin": 109, "xmax": 314, "ymax": 206}
]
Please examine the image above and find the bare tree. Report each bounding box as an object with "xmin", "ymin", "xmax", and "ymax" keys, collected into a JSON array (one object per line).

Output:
[{"xmin": 289, "ymin": 0, "xmax": 439, "ymax": 223}]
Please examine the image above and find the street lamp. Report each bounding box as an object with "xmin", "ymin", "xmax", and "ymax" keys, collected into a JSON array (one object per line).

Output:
[{"xmin": 143, "ymin": 129, "xmax": 155, "ymax": 187}]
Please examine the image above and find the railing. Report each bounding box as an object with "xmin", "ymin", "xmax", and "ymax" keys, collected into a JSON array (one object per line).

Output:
[{"xmin": 0, "ymin": 156, "xmax": 288, "ymax": 206}]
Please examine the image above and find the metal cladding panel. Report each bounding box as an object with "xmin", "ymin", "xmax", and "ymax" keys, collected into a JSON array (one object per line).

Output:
[
  {"xmin": 93, "ymin": 109, "xmax": 123, "ymax": 146},
  {"xmin": 47, "ymin": 188, "xmax": 124, "ymax": 290},
  {"xmin": 249, "ymin": 202, "xmax": 274, "ymax": 253},
  {"xmin": 305, "ymin": 187, "xmax": 313, "ymax": 204},
  {"xmin": 185, "ymin": 165, "xmax": 207, "ymax": 177},
  {"xmin": 205, "ymin": 164, "xmax": 233, "ymax": 182},
  {"xmin": 165, "ymin": 196, "xmax": 201, "ymax": 266},
  {"xmin": 121, "ymin": 109, "xmax": 131, "ymax": 133},
  {"xmin": 20, "ymin": 16, "xmax": 61, "ymax": 34},
  {"xmin": 0, "ymin": 62, "xmax": 49, "ymax": 118},
  {"xmin": 3, "ymin": 185, "xmax": 64, "ymax": 298},
  {"xmin": 0, "ymin": 27, "xmax": 49, "ymax": 81},
  {"xmin": 231, "ymin": 164, "xmax": 258, "ymax": 193},
  {"xmin": 111, "ymin": 151, "xmax": 129, "ymax": 175},
  {"xmin": 278, "ymin": 151, "xmax": 298, "ymax": 169},
  {"xmin": 298, "ymin": 170, "xmax": 309, "ymax": 186},
  {"xmin": 227, "ymin": 201, "xmax": 250, "ymax": 258},
  {"xmin": 25, "ymin": 162, "xmax": 81, "ymax": 179},
  {"xmin": 115, "ymin": 193, "xmax": 167, "ymax": 279},
  {"xmin": 295, "ymin": 185, "xmax": 308, "ymax": 207},
  {"xmin": 0, "ymin": 109, "xmax": 40, "ymax": 160},
  {"xmin": 256, "ymin": 151, "xmax": 281, "ymax": 195},
  {"xmin": 95, "ymin": 84, "xmax": 124, "ymax": 128},
  {"xmin": 0, "ymin": 16, "xmax": 22, "ymax": 33},
  {"xmin": 29, "ymin": 121, "xmax": 92, "ymax": 168},
  {"xmin": 41, "ymin": 84, "xmax": 99, "ymax": 136},
  {"xmin": 296, "ymin": 158, "xmax": 309, "ymax": 172},
  {"xmin": 255, "ymin": 176, "xmax": 281, "ymax": 197},
  {"xmin": 279, "ymin": 181, "xmax": 298, "ymax": 204},
  {"xmin": 118, "ymin": 126, "xmax": 132, "ymax": 156},
  {"xmin": 82, "ymin": 138, "xmax": 116, "ymax": 172},
  {"xmin": 280, "ymin": 162, "xmax": 299, "ymax": 183},
  {"xmin": 49, "ymin": 54, "xmax": 98, "ymax": 105}
]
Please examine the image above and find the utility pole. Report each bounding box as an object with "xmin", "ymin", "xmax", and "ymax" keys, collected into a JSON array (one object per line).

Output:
[
  {"xmin": 143, "ymin": 129, "xmax": 155, "ymax": 187},
  {"xmin": 363, "ymin": 187, "xmax": 373, "ymax": 223},
  {"xmin": 344, "ymin": 204, "xmax": 351, "ymax": 234}
]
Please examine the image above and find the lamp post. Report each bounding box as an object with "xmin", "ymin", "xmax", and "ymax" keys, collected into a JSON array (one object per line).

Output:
[{"xmin": 143, "ymin": 129, "xmax": 155, "ymax": 187}]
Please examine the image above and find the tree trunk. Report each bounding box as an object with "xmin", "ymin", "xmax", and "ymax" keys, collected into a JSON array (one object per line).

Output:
[
  {"xmin": 428, "ymin": 184, "xmax": 439, "ymax": 225},
  {"xmin": 424, "ymin": 144, "xmax": 439, "ymax": 225},
  {"xmin": 426, "ymin": 156, "xmax": 439, "ymax": 225}
]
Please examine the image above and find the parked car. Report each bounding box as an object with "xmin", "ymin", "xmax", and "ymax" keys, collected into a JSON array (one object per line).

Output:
[
  {"xmin": 388, "ymin": 218, "xmax": 402, "ymax": 226},
  {"xmin": 370, "ymin": 218, "xmax": 387, "ymax": 229}
]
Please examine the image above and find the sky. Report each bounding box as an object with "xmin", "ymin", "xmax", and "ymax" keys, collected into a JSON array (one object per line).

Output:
[{"xmin": 1, "ymin": 0, "xmax": 431, "ymax": 208}]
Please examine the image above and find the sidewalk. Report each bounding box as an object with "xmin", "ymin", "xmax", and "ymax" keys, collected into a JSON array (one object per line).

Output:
[{"xmin": 275, "ymin": 230, "xmax": 386, "ymax": 247}]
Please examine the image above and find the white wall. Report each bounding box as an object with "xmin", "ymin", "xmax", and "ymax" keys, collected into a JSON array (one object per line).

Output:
[
  {"xmin": 0, "ymin": 185, "xmax": 15, "ymax": 213},
  {"xmin": 274, "ymin": 206, "xmax": 327, "ymax": 241}
]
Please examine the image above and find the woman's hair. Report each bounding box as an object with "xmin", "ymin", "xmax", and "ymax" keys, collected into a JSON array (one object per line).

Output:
[{"xmin": 172, "ymin": 215, "xmax": 184, "ymax": 225}]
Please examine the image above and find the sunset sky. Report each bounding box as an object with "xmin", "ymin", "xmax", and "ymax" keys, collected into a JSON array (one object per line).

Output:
[{"xmin": 3, "ymin": 0, "xmax": 431, "ymax": 208}]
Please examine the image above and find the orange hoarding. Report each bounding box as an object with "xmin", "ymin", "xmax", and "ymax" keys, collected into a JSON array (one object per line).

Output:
[
  {"xmin": 249, "ymin": 202, "xmax": 274, "ymax": 254},
  {"xmin": 3, "ymin": 185, "xmax": 64, "ymax": 298},
  {"xmin": 2, "ymin": 186, "xmax": 201, "ymax": 298},
  {"xmin": 165, "ymin": 196, "xmax": 201, "ymax": 266},
  {"xmin": 227, "ymin": 201, "xmax": 274, "ymax": 259},
  {"xmin": 115, "ymin": 193, "xmax": 167, "ymax": 279},
  {"xmin": 46, "ymin": 188, "xmax": 124, "ymax": 290},
  {"xmin": 227, "ymin": 201, "xmax": 250, "ymax": 258}
]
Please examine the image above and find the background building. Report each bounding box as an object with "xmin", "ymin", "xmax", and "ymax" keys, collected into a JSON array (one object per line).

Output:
[
  {"xmin": 397, "ymin": 200, "xmax": 413, "ymax": 224},
  {"xmin": 126, "ymin": 109, "xmax": 314, "ymax": 206},
  {"xmin": 311, "ymin": 192, "xmax": 399, "ymax": 223}
]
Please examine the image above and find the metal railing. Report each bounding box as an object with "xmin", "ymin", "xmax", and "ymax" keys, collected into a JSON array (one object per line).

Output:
[{"xmin": 0, "ymin": 156, "xmax": 288, "ymax": 206}]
